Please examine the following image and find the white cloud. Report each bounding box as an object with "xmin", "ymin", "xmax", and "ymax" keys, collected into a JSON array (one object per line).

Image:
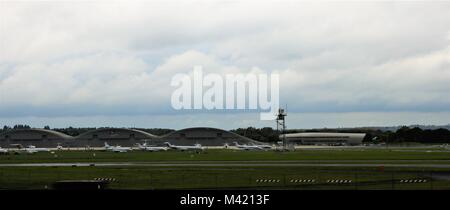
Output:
[{"xmin": 1, "ymin": 0, "xmax": 450, "ymax": 124}]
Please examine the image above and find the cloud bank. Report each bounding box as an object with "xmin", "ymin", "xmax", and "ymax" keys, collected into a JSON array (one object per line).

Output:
[{"xmin": 1, "ymin": 0, "xmax": 450, "ymax": 127}]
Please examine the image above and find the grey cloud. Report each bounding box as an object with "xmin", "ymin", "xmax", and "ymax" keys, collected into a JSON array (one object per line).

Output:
[{"xmin": 1, "ymin": 1, "xmax": 450, "ymax": 124}]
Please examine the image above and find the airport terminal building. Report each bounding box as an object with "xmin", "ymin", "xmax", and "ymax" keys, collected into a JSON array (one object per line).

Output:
[
  {"xmin": 281, "ymin": 132, "xmax": 366, "ymax": 146},
  {"xmin": 0, "ymin": 127, "xmax": 261, "ymax": 148}
]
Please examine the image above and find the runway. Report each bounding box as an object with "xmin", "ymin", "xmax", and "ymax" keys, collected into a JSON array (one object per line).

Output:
[{"xmin": 1, "ymin": 162, "xmax": 450, "ymax": 168}]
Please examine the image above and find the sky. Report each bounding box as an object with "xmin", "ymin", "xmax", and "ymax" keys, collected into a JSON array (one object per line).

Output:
[{"xmin": 1, "ymin": 0, "xmax": 450, "ymax": 130}]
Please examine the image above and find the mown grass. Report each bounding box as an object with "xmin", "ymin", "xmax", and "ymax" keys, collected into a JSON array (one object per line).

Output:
[
  {"xmin": 0, "ymin": 166, "xmax": 449, "ymax": 190},
  {"xmin": 1, "ymin": 149, "xmax": 450, "ymax": 163},
  {"xmin": 1, "ymin": 149, "xmax": 450, "ymax": 190}
]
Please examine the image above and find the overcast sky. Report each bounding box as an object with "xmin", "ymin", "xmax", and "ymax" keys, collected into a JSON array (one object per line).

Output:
[{"xmin": 1, "ymin": 0, "xmax": 450, "ymax": 129}]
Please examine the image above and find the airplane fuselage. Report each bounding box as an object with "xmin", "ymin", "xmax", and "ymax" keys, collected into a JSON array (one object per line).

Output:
[
  {"xmin": 165, "ymin": 142, "xmax": 204, "ymax": 151},
  {"xmin": 25, "ymin": 146, "xmax": 50, "ymax": 153},
  {"xmin": 233, "ymin": 142, "xmax": 272, "ymax": 150},
  {"xmin": 103, "ymin": 142, "xmax": 131, "ymax": 153}
]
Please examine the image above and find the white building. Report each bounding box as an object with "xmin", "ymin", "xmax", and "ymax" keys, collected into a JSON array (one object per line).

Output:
[{"xmin": 281, "ymin": 132, "xmax": 366, "ymax": 146}]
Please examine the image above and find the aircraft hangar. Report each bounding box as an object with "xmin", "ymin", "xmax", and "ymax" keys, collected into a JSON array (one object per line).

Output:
[
  {"xmin": 0, "ymin": 127, "xmax": 260, "ymax": 148},
  {"xmin": 70, "ymin": 128, "xmax": 159, "ymax": 147},
  {"xmin": 0, "ymin": 128, "xmax": 73, "ymax": 148},
  {"xmin": 154, "ymin": 127, "xmax": 262, "ymax": 146}
]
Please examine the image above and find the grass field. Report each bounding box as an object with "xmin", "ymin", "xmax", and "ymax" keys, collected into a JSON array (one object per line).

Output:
[
  {"xmin": 1, "ymin": 149, "xmax": 450, "ymax": 163},
  {"xmin": 1, "ymin": 149, "xmax": 450, "ymax": 190}
]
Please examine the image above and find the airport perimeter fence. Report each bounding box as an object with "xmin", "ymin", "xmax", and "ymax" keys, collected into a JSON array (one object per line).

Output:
[{"xmin": 0, "ymin": 167, "xmax": 450, "ymax": 190}]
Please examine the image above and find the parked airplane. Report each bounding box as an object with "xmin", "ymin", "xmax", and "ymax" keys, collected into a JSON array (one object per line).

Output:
[
  {"xmin": 164, "ymin": 142, "xmax": 204, "ymax": 151},
  {"xmin": 437, "ymin": 144, "xmax": 450, "ymax": 150},
  {"xmin": 104, "ymin": 142, "xmax": 131, "ymax": 153},
  {"xmin": 247, "ymin": 142, "xmax": 273, "ymax": 150},
  {"xmin": 233, "ymin": 142, "xmax": 271, "ymax": 150},
  {"xmin": 0, "ymin": 147, "xmax": 8, "ymax": 154},
  {"xmin": 136, "ymin": 143, "xmax": 168, "ymax": 152},
  {"xmin": 25, "ymin": 145, "xmax": 51, "ymax": 153}
]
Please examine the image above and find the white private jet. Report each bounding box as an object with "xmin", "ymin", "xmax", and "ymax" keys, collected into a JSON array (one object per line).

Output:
[
  {"xmin": 246, "ymin": 142, "xmax": 273, "ymax": 150},
  {"xmin": 436, "ymin": 144, "xmax": 450, "ymax": 150},
  {"xmin": 25, "ymin": 145, "xmax": 51, "ymax": 153},
  {"xmin": 0, "ymin": 147, "xmax": 8, "ymax": 154},
  {"xmin": 104, "ymin": 142, "xmax": 131, "ymax": 153},
  {"xmin": 254, "ymin": 143, "xmax": 273, "ymax": 150},
  {"xmin": 233, "ymin": 142, "xmax": 271, "ymax": 150},
  {"xmin": 164, "ymin": 142, "xmax": 204, "ymax": 151},
  {"xmin": 136, "ymin": 143, "xmax": 168, "ymax": 152}
]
